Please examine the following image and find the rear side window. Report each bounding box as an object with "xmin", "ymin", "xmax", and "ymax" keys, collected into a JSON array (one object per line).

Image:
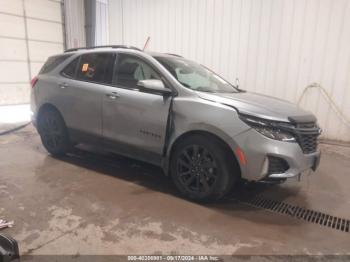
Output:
[
  {"xmin": 40, "ymin": 54, "xmax": 72, "ymax": 74},
  {"xmin": 76, "ymin": 53, "xmax": 115, "ymax": 84},
  {"xmin": 62, "ymin": 57, "xmax": 79, "ymax": 78}
]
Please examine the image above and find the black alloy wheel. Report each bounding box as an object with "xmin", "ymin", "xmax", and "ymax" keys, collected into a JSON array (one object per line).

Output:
[
  {"xmin": 171, "ymin": 135, "xmax": 238, "ymax": 201},
  {"xmin": 177, "ymin": 145, "xmax": 218, "ymax": 194}
]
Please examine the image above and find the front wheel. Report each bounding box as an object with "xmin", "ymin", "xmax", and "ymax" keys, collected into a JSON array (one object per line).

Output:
[
  {"xmin": 37, "ymin": 108, "xmax": 70, "ymax": 156},
  {"xmin": 170, "ymin": 135, "xmax": 238, "ymax": 202}
]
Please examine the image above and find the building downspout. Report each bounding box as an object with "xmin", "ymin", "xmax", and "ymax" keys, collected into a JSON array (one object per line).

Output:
[
  {"xmin": 84, "ymin": 0, "xmax": 96, "ymax": 47},
  {"xmin": 61, "ymin": 0, "xmax": 67, "ymax": 50}
]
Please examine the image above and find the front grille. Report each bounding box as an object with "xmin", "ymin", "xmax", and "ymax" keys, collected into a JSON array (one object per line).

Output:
[
  {"xmin": 298, "ymin": 122, "xmax": 317, "ymax": 129},
  {"xmin": 268, "ymin": 156, "xmax": 289, "ymax": 174},
  {"xmin": 298, "ymin": 133, "xmax": 319, "ymax": 154},
  {"xmin": 293, "ymin": 122, "xmax": 320, "ymax": 154}
]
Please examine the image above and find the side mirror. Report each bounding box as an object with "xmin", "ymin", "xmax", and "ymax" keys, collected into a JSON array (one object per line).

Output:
[
  {"xmin": 0, "ymin": 234, "xmax": 20, "ymax": 262},
  {"xmin": 137, "ymin": 79, "xmax": 172, "ymax": 96}
]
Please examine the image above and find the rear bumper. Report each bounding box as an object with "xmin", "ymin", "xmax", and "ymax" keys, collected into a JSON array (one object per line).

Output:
[
  {"xmin": 233, "ymin": 129, "xmax": 321, "ymax": 181},
  {"xmin": 30, "ymin": 89, "xmax": 38, "ymax": 128}
]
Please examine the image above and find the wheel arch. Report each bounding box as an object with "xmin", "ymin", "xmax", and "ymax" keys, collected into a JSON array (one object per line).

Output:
[
  {"xmin": 37, "ymin": 103, "xmax": 68, "ymax": 133},
  {"xmin": 37, "ymin": 103, "xmax": 63, "ymax": 120},
  {"xmin": 164, "ymin": 129, "xmax": 242, "ymax": 177},
  {"xmin": 36, "ymin": 102, "xmax": 71, "ymax": 155}
]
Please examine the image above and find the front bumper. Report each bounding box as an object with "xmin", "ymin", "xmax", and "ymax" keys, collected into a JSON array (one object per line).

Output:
[{"xmin": 233, "ymin": 128, "xmax": 321, "ymax": 181}]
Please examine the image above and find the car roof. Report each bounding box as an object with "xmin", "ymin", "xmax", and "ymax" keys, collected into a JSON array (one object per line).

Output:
[
  {"xmin": 64, "ymin": 45, "xmax": 141, "ymax": 53},
  {"xmin": 146, "ymin": 51, "xmax": 183, "ymax": 58},
  {"xmin": 62, "ymin": 46, "xmax": 184, "ymax": 59}
]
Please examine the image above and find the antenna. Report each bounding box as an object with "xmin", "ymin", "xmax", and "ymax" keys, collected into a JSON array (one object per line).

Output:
[{"xmin": 143, "ymin": 36, "xmax": 151, "ymax": 51}]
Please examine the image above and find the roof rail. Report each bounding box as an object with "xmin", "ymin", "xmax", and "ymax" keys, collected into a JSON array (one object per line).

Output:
[
  {"xmin": 165, "ymin": 53, "xmax": 183, "ymax": 57},
  {"xmin": 64, "ymin": 45, "xmax": 141, "ymax": 53}
]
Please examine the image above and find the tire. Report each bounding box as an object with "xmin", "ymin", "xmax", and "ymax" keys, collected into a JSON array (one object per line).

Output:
[
  {"xmin": 37, "ymin": 108, "xmax": 70, "ymax": 156},
  {"xmin": 170, "ymin": 134, "xmax": 239, "ymax": 202}
]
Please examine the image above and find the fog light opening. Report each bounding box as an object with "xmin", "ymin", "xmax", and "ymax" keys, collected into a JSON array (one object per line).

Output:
[{"xmin": 261, "ymin": 157, "xmax": 269, "ymax": 177}]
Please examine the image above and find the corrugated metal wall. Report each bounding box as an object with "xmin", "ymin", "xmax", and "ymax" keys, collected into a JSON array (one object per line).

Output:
[
  {"xmin": 65, "ymin": 0, "xmax": 107, "ymax": 48},
  {"xmin": 0, "ymin": 0, "xmax": 64, "ymax": 105},
  {"xmin": 108, "ymin": 0, "xmax": 350, "ymax": 142},
  {"xmin": 64, "ymin": 0, "xmax": 85, "ymax": 48},
  {"xmin": 95, "ymin": 0, "xmax": 109, "ymax": 45}
]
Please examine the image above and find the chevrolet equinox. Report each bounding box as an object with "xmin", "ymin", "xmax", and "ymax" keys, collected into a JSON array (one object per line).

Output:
[{"xmin": 31, "ymin": 45, "xmax": 321, "ymax": 201}]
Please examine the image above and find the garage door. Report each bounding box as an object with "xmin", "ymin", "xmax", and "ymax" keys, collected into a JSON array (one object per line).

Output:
[{"xmin": 0, "ymin": 0, "xmax": 64, "ymax": 105}]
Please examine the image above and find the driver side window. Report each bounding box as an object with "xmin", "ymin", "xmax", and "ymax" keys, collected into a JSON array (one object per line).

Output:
[{"xmin": 114, "ymin": 54, "xmax": 161, "ymax": 89}]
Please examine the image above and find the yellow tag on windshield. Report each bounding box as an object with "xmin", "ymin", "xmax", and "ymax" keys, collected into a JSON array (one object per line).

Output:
[{"xmin": 82, "ymin": 63, "xmax": 89, "ymax": 72}]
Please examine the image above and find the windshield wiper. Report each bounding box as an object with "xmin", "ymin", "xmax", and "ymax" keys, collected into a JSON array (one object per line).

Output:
[{"xmin": 196, "ymin": 86, "xmax": 215, "ymax": 93}]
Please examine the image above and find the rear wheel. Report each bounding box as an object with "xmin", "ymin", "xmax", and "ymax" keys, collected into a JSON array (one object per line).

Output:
[
  {"xmin": 38, "ymin": 108, "xmax": 70, "ymax": 156},
  {"xmin": 170, "ymin": 135, "xmax": 239, "ymax": 202}
]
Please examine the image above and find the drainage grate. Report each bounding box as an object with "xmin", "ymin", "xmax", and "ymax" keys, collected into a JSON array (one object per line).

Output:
[{"xmin": 234, "ymin": 195, "xmax": 350, "ymax": 233}]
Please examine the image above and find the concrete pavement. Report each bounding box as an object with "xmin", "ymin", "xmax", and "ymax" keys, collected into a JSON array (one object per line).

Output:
[{"xmin": 0, "ymin": 125, "xmax": 349, "ymax": 256}]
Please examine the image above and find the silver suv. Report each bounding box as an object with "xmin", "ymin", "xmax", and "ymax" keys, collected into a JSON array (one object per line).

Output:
[{"xmin": 31, "ymin": 45, "xmax": 321, "ymax": 201}]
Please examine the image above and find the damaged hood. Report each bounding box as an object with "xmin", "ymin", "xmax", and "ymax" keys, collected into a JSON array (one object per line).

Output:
[{"xmin": 197, "ymin": 91, "xmax": 313, "ymax": 122}]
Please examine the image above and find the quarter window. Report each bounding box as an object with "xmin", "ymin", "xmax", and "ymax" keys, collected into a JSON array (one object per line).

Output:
[
  {"xmin": 61, "ymin": 57, "xmax": 79, "ymax": 78},
  {"xmin": 114, "ymin": 54, "xmax": 161, "ymax": 89},
  {"xmin": 76, "ymin": 53, "xmax": 115, "ymax": 84},
  {"xmin": 40, "ymin": 54, "xmax": 72, "ymax": 74}
]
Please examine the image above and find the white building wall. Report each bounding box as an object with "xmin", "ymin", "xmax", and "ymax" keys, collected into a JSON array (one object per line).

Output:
[
  {"xmin": 108, "ymin": 0, "xmax": 350, "ymax": 142},
  {"xmin": 0, "ymin": 0, "xmax": 64, "ymax": 105}
]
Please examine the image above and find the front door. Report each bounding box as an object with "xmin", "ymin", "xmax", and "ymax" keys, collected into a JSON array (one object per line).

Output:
[{"xmin": 102, "ymin": 53, "xmax": 172, "ymax": 165}]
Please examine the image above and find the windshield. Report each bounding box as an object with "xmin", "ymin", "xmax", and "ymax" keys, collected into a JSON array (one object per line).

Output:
[{"xmin": 154, "ymin": 56, "xmax": 238, "ymax": 93}]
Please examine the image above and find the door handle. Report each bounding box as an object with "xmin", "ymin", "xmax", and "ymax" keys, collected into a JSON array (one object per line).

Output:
[
  {"xmin": 59, "ymin": 82, "xmax": 69, "ymax": 89},
  {"xmin": 106, "ymin": 91, "xmax": 120, "ymax": 99}
]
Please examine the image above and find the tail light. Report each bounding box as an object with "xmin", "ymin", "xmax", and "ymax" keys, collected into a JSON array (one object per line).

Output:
[{"xmin": 30, "ymin": 76, "xmax": 38, "ymax": 88}]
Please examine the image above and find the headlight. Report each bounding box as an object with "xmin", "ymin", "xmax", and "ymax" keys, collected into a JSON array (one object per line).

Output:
[
  {"xmin": 239, "ymin": 114, "xmax": 296, "ymax": 142},
  {"xmin": 253, "ymin": 126, "xmax": 296, "ymax": 141}
]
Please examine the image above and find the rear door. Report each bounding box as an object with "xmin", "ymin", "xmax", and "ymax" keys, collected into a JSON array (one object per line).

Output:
[
  {"xmin": 102, "ymin": 53, "xmax": 172, "ymax": 165},
  {"xmin": 59, "ymin": 52, "xmax": 115, "ymax": 143}
]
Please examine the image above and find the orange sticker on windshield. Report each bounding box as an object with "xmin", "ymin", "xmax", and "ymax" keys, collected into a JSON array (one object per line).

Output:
[{"xmin": 82, "ymin": 63, "xmax": 89, "ymax": 72}]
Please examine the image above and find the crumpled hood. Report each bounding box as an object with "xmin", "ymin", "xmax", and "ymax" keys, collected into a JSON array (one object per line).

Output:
[{"xmin": 197, "ymin": 91, "xmax": 313, "ymax": 122}]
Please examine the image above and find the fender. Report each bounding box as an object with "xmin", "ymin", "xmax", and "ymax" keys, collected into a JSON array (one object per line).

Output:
[{"xmin": 162, "ymin": 122, "xmax": 245, "ymax": 176}]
